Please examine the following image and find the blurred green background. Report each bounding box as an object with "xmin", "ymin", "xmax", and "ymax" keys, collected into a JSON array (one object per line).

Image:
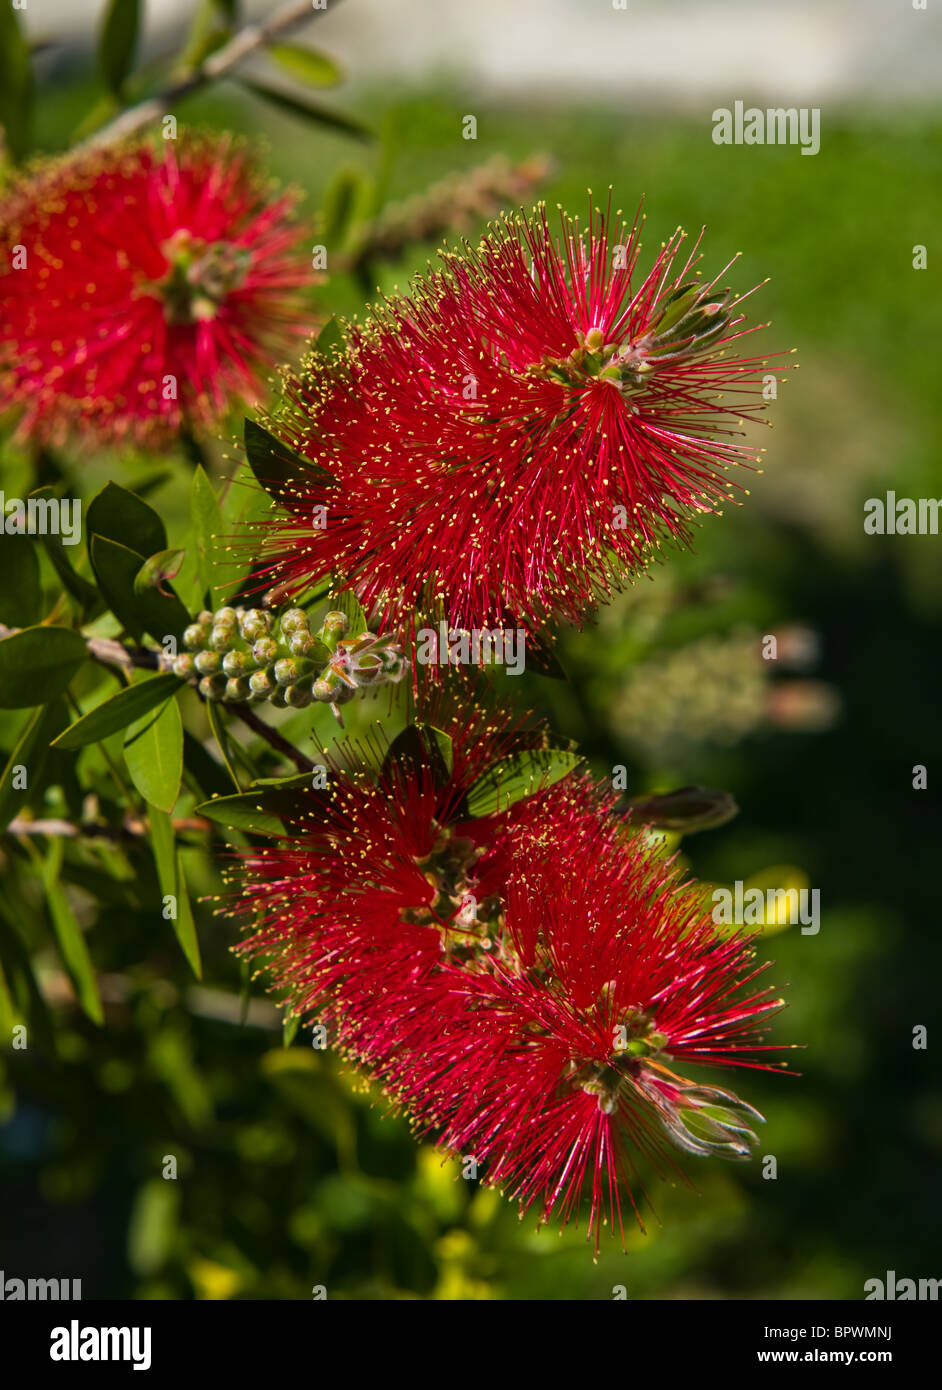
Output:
[{"xmin": 1, "ymin": 5, "xmax": 940, "ymax": 1299}]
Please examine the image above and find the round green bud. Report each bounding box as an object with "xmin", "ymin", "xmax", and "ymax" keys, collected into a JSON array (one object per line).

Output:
[
  {"xmin": 312, "ymin": 677, "xmax": 335, "ymax": 702},
  {"xmin": 252, "ymin": 637, "xmax": 279, "ymax": 665},
  {"xmin": 249, "ymin": 668, "xmax": 275, "ymax": 697},
  {"xmin": 209, "ymin": 625, "xmax": 235, "ymax": 653},
  {"xmin": 194, "ymin": 650, "xmax": 222, "ymax": 675},
  {"xmin": 197, "ymin": 610, "xmax": 214, "ymax": 627},
  {"xmin": 183, "ymin": 624, "xmax": 206, "ymax": 651},
  {"xmin": 213, "ymin": 606, "xmax": 238, "ymax": 626},
  {"xmin": 288, "ymin": 631, "xmax": 315, "ymax": 657},
  {"xmin": 280, "ymin": 607, "xmax": 310, "ymax": 636},
  {"xmin": 222, "ymin": 649, "xmax": 250, "ymax": 677},
  {"xmin": 172, "ymin": 653, "xmax": 195, "ymax": 678},
  {"xmin": 332, "ymin": 682, "xmax": 357, "ymax": 705},
  {"xmin": 239, "ymin": 609, "xmax": 271, "ymax": 642},
  {"xmin": 284, "ymin": 682, "xmax": 313, "ymax": 709},
  {"xmin": 320, "ymin": 610, "xmax": 348, "ymax": 641},
  {"xmin": 224, "ymin": 676, "xmax": 252, "ymax": 702},
  {"xmin": 274, "ymin": 657, "xmax": 312, "ymax": 686},
  {"xmin": 198, "ymin": 674, "xmax": 227, "ymax": 701}
]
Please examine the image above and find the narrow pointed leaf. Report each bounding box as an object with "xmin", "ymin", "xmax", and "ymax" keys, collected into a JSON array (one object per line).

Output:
[
  {"xmin": 53, "ymin": 673, "xmax": 183, "ymax": 750},
  {"xmin": 466, "ymin": 750, "xmax": 581, "ymax": 817},
  {"xmin": 124, "ymin": 698, "xmax": 183, "ymax": 813},
  {"xmin": 0, "ymin": 625, "xmax": 87, "ymax": 708}
]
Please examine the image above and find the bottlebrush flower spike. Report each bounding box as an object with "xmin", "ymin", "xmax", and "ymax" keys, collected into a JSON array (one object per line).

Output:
[
  {"xmin": 226, "ymin": 686, "xmax": 606, "ymax": 1073},
  {"xmin": 255, "ymin": 199, "xmax": 790, "ymax": 635},
  {"xmin": 0, "ymin": 135, "xmax": 311, "ymax": 447},
  {"xmin": 227, "ymin": 718, "xmax": 788, "ymax": 1252},
  {"xmin": 387, "ymin": 820, "xmax": 787, "ymax": 1251}
]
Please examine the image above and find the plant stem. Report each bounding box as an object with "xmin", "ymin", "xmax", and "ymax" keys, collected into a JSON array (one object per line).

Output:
[
  {"xmin": 0, "ymin": 623, "xmax": 162, "ymax": 678},
  {"xmin": 6, "ymin": 815, "xmax": 210, "ymax": 841},
  {"xmin": 228, "ymin": 702, "xmax": 316, "ymax": 773},
  {"xmin": 81, "ymin": 0, "xmax": 342, "ymax": 150},
  {"xmin": 0, "ymin": 625, "xmax": 312, "ymax": 776}
]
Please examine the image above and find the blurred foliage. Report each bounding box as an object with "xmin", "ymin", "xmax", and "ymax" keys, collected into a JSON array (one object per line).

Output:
[{"xmin": 1, "ymin": 6, "xmax": 941, "ymax": 1300}]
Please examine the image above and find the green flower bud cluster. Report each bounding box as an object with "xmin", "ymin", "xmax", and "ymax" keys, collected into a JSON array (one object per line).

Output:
[{"xmin": 174, "ymin": 605, "xmax": 409, "ymax": 710}]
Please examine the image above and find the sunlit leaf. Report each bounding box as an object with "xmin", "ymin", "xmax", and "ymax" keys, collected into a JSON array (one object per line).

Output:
[
  {"xmin": 53, "ymin": 673, "xmax": 183, "ymax": 751},
  {"xmin": 99, "ymin": 0, "xmax": 141, "ymax": 98},
  {"xmin": 124, "ymin": 698, "xmax": 183, "ymax": 813},
  {"xmin": 466, "ymin": 750, "xmax": 581, "ymax": 817},
  {"xmin": 0, "ymin": 626, "xmax": 87, "ymax": 709},
  {"xmin": 265, "ymin": 43, "xmax": 341, "ymax": 88}
]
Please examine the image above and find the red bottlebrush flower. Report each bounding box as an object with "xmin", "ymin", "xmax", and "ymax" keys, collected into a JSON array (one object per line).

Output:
[
  {"xmin": 229, "ymin": 702, "xmax": 787, "ymax": 1251},
  {"xmin": 0, "ymin": 135, "xmax": 310, "ymax": 447},
  {"xmin": 390, "ymin": 822, "xmax": 786, "ymax": 1251},
  {"xmin": 226, "ymin": 690, "xmax": 596, "ymax": 1068},
  {"xmin": 255, "ymin": 200, "xmax": 788, "ymax": 635}
]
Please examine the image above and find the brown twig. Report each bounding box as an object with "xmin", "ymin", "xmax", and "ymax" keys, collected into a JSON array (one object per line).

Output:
[
  {"xmin": 6, "ymin": 815, "xmax": 210, "ymax": 841},
  {"xmin": 228, "ymin": 702, "xmax": 316, "ymax": 773},
  {"xmin": 2, "ymin": 623, "xmax": 314, "ymax": 775},
  {"xmin": 81, "ymin": 0, "xmax": 342, "ymax": 150},
  {"xmin": 336, "ymin": 154, "xmax": 554, "ymax": 277},
  {"xmin": 0, "ymin": 622, "xmax": 163, "ymax": 679}
]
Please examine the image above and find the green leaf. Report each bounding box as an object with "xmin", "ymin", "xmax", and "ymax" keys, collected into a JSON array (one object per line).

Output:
[
  {"xmin": 0, "ymin": 700, "xmax": 68, "ymax": 829},
  {"xmin": 518, "ymin": 627, "xmax": 568, "ymax": 680},
  {"xmin": 418, "ymin": 725, "xmax": 454, "ymax": 776},
  {"xmin": 150, "ymin": 807, "xmax": 202, "ymax": 979},
  {"xmin": 282, "ymin": 1012, "xmax": 301, "ymax": 1048},
  {"xmin": 127, "ymin": 1177, "xmax": 180, "ymax": 1277},
  {"xmin": 29, "ymin": 486, "xmax": 100, "ymax": 614},
  {"xmin": 0, "ymin": 3, "xmax": 33, "ymax": 161},
  {"xmin": 89, "ymin": 535, "xmax": 149, "ymax": 641},
  {"xmin": 322, "ymin": 169, "xmax": 364, "ymax": 248},
  {"xmin": 205, "ymin": 701, "xmax": 242, "ymax": 792},
  {"xmin": 43, "ymin": 537, "xmax": 101, "ymax": 613},
  {"xmin": 0, "ymin": 625, "xmax": 87, "ymax": 709},
  {"xmin": 70, "ymin": 92, "xmax": 120, "ymax": 143},
  {"xmin": 182, "ymin": 728, "xmax": 234, "ymax": 801},
  {"xmin": 87, "ymin": 481, "xmax": 167, "ymax": 559},
  {"xmin": 99, "ymin": 0, "xmax": 141, "ymax": 97},
  {"xmin": 314, "ymin": 315, "xmax": 345, "ymax": 358},
  {"xmin": 53, "ymin": 673, "xmax": 183, "ymax": 751},
  {"xmin": 134, "ymin": 469, "xmax": 175, "ymax": 501},
  {"xmin": 0, "ymin": 901, "xmax": 55, "ymax": 1050},
  {"xmin": 134, "ymin": 548, "xmax": 185, "ymax": 596},
  {"xmin": 90, "ymin": 536, "xmax": 190, "ymax": 644},
  {"xmin": 41, "ymin": 839, "xmax": 104, "ymax": 1026},
  {"xmin": 172, "ymin": 850, "xmax": 201, "ymax": 977},
  {"xmin": 466, "ymin": 750, "xmax": 581, "ymax": 817},
  {"xmin": 236, "ymin": 78, "xmax": 372, "ymax": 141},
  {"xmin": 0, "ymin": 537, "xmax": 40, "ymax": 626},
  {"xmin": 244, "ymin": 418, "xmax": 334, "ymax": 507},
  {"xmin": 124, "ymin": 698, "xmax": 183, "ymax": 813},
  {"xmin": 651, "ymin": 282, "xmax": 701, "ymax": 336},
  {"xmin": 332, "ymin": 587, "xmax": 367, "ymax": 637},
  {"xmin": 190, "ymin": 466, "xmax": 225, "ymax": 608},
  {"xmin": 265, "ymin": 43, "xmax": 341, "ymax": 87},
  {"xmin": 382, "ymin": 724, "xmax": 452, "ymax": 789},
  {"xmin": 0, "ymin": 955, "xmax": 15, "ymax": 1037},
  {"xmin": 196, "ymin": 791, "xmax": 284, "ymax": 837},
  {"xmin": 196, "ymin": 772, "xmax": 317, "ymax": 836}
]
